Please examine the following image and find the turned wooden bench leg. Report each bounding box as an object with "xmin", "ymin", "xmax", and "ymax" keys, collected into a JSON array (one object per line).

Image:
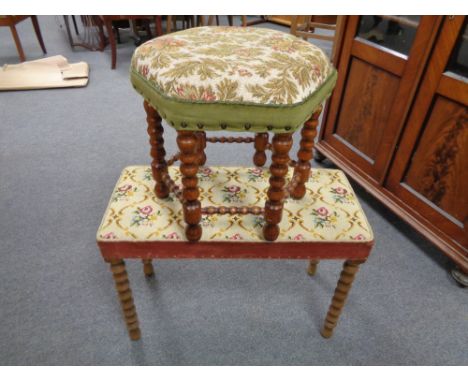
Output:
[
  {"xmin": 263, "ymin": 133, "xmax": 293, "ymax": 241},
  {"xmin": 291, "ymin": 105, "xmax": 322, "ymax": 199},
  {"xmin": 177, "ymin": 131, "xmax": 202, "ymax": 242},
  {"xmin": 253, "ymin": 133, "xmax": 268, "ymax": 167},
  {"xmin": 195, "ymin": 131, "xmax": 207, "ymax": 166},
  {"xmin": 321, "ymin": 260, "xmax": 364, "ymax": 339},
  {"xmin": 109, "ymin": 260, "xmax": 141, "ymax": 341},
  {"xmin": 142, "ymin": 259, "xmax": 154, "ymax": 277},
  {"xmin": 144, "ymin": 101, "xmax": 170, "ymax": 199},
  {"xmin": 307, "ymin": 260, "xmax": 320, "ymax": 276}
]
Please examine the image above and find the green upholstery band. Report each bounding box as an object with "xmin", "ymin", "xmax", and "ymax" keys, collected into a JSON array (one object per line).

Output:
[{"xmin": 130, "ymin": 68, "xmax": 337, "ymax": 133}]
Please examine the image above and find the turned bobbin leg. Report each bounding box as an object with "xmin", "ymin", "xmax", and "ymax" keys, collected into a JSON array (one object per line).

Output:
[
  {"xmin": 253, "ymin": 133, "xmax": 269, "ymax": 167},
  {"xmin": 263, "ymin": 133, "xmax": 293, "ymax": 242},
  {"xmin": 307, "ymin": 260, "xmax": 320, "ymax": 276},
  {"xmin": 177, "ymin": 131, "xmax": 202, "ymax": 242},
  {"xmin": 321, "ymin": 260, "xmax": 365, "ymax": 339},
  {"xmin": 144, "ymin": 101, "xmax": 170, "ymax": 199},
  {"xmin": 291, "ymin": 105, "xmax": 322, "ymax": 199},
  {"xmin": 109, "ymin": 260, "xmax": 141, "ymax": 341},
  {"xmin": 195, "ymin": 131, "xmax": 207, "ymax": 166},
  {"xmin": 142, "ymin": 259, "xmax": 154, "ymax": 277}
]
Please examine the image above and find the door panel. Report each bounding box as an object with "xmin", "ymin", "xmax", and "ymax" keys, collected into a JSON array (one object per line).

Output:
[{"xmin": 335, "ymin": 58, "xmax": 399, "ymax": 162}]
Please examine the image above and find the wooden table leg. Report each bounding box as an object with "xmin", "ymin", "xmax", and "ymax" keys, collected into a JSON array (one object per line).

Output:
[
  {"xmin": 321, "ymin": 260, "xmax": 364, "ymax": 339},
  {"xmin": 142, "ymin": 259, "xmax": 154, "ymax": 277},
  {"xmin": 307, "ymin": 260, "xmax": 320, "ymax": 276},
  {"xmin": 177, "ymin": 131, "xmax": 202, "ymax": 242},
  {"xmin": 109, "ymin": 260, "xmax": 141, "ymax": 341},
  {"xmin": 31, "ymin": 16, "xmax": 47, "ymax": 54},
  {"xmin": 253, "ymin": 133, "xmax": 269, "ymax": 167},
  {"xmin": 263, "ymin": 133, "xmax": 293, "ymax": 241},
  {"xmin": 144, "ymin": 101, "xmax": 170, "ymax": 199},
  {"xmin": 291, "ymin": 105, "xmax": 322, "ymax": 199},
  {"xmin": 10, "ymin": 24, "xmax": 26, "ymax": 62}
]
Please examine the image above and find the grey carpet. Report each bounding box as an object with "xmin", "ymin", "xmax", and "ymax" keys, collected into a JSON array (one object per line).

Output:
[{"xmin": 0, "ymin": 16, "xmax": 466, "ymax": 366}]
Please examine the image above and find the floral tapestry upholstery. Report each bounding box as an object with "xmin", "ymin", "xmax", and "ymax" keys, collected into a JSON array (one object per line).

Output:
[
  {"xmin": 130, "ymin": 27, "xmax": 337, "ymax": 132},
  {"xmin": 97, "ymin": 166, "xmax": 373, "ymax": 243}
]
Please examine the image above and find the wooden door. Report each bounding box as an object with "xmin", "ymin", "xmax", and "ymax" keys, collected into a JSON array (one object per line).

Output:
[
  {"xmin": 321, "ymin": 16, "xmax": 442, "ymax": 184},
  {"xmin": 386, "ymin": 16, "xmax": 468, "ymax": 262}
]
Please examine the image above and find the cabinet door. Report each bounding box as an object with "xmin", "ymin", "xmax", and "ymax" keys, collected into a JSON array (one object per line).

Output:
[
  {"xmin": 386, "ymin": 16, "xmax": 468, "ymax": 253},
  {"xmin": 322, "ymin": 16, "xmax": 441, "ymax": 183}
]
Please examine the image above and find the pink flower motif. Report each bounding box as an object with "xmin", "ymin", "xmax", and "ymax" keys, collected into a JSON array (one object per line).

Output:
[
  {"xmin": 118, "ymin": 184, "xmax": 132, "ymax": 192},
  {"xmin": 250, "ymin": 168, "xmax": 263, "ymax": 176},
  {"xmin": 238, "ymin": 69, "xmax": 252, "ymax": 77},
  {"xmin": 334, "ymin": 187, "xmax": 347, "ymax": 195},
  {"xmin": 293, "ymin": 234, "xmax": 305, "ymax": 241},
  {"xmin": 176, "ymin": 86, "xmax": 185, "ymax": 97},
  {"xmin": 316, "ymin": 207, "xmax": 329, "ymax": 216},
  {"xmin": 139, "ymin": 205, "xmax": 153, "ymax": 215},
  {"xmin": 227, "ymin": 185, "xmax": 241, "ymax": 193},
  {"xmin": 165, "ymin": 232, "xmax": 180, "ymax": 240},
  {"xmin": 353, "ymin": 234, "xmax": 365, "ymax": 241},
  {"xmin": 200, "ymin": 90, "xmax": 216, "ymax": 102},
  {"xmin": 201, "ymin": 167, "xmax": 213, "ymax": 176},
  {"xmin": 102, "ymin": 232, "xmax": 117, "ymax": 239},
  {"xmin": 229, "ymin": 233, "xmax": 242, "ymax": 240},
  {"xmin": 139, "ymin": 64, "xmax": 149, "ymax": 77}
]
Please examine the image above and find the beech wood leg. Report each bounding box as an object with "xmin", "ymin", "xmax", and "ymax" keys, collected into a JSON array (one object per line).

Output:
[
  {"xmin": 177, "ymin": 131, "xmax": 202, "ymax": 242},
  {"xmin": 321, "ymin": 260, "xmax": 364, "ymax": 338},
  {"xmin": 291, "ymin": 105, "xmax": 322, "ymax": 199},
  {"xmin": 263, "ymin": 133, "xmax": 293, "ymax": 241},
  {"xmin": 195, "ymin": 131, "xmax": 207, "ymax": 166},
  {"xmin": 103, "ymin": 18, "xmax": 116, "ymax": 69},
  {"xmin": 10, "ymin": 24, "xmax": 26, "ymax": 62},
  {"xmin": 109, "ymin": 260, "xmax": 141, "ymax": 341},
  {"xmin": 253, "ymin": 133, "xmax": 268, "ymax": 167},
  {"xmin": 31, "ymin": 16, "xmax": 47, "ymax": 54},
  {"xmin": 307, "ymin": 260, "xmax": 320, "ymax": 276},
  {"xmin": 142, "ymin": 259, "xmax": 154, "ymax": 277},
  {"xmin": 144, "ymin": 101, "xmax": 170, "ymax": 198}
]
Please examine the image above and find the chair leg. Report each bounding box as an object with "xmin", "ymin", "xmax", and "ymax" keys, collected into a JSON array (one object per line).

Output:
[
  {"xmin": 103, "ymin": 18, "xmax": 117, "ymax": 69},
  {"xmin": 177, "ymin": 131, "xmax": 202, "ymax": 242},
  {"xmin": 321, "ymin": 260, "xmax": 364, "ymax": 339},
  {"xmin": 10, "ymin": 24, "xmax": 26, "ymax": 62},
  {"xmin": 253, "ymin": 133, "xmax": 268, "ymax": 167},
  {"xmin": 291, "ymin": 105, "xmax": 322, "ymax": 199},
  {"xmin": 154, "ymin": 16, "xmax": 163, "ymax": 36},
  {"xmin": 109, "ymin": 260, "xmax": 141, "ymax": 341},
  {"xmin": 263, "ymin": 133, "xmax": 293, "ymax": 241},
  {"xmin": 195, "ymin": 131, "xmax": 207, "ymax": 166},
  {"xmin": 144, "ymin": 101, "xmax": 170, "ymax": 199},
  {"xmin": 307, "ymin": 260, "xmax": 320, "ymax": 276},
  {"xmin": 142, "ymin": 259, "xmax": 154, "ymax": 277},
  {"xmin": 31, "ymin": 16, "xmax": 47, "ymax": 54}
]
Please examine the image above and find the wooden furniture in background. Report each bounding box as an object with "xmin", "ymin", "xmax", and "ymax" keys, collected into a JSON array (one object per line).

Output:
[
  {"xmin": 100, "ymin": 16, "xmax": 162, "ymax": 69},
  {"xmin": 290, "ymin": 16, "xmax": 344, "ymax": 63},
  {"xmin": 0, "ymin": 16, "xmax": 46, "ymax": 62},
  {"xmin": 317, "ymin": 15, "xmax": 468, "ymax": 281},
  {"xmin": 62, "ymin": 16, "xmax": 105, "ymax": 52}
]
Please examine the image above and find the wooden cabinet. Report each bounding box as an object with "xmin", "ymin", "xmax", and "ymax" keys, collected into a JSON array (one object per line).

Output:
[{"xmin": 317, "ymin": 16, "xmax": 468, "ymax": 274}]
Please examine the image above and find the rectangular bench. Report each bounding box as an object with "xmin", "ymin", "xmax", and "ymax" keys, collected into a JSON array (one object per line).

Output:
[{"xmin": 97, "ymin": 165, "xmax": 374, "ymax": 340}]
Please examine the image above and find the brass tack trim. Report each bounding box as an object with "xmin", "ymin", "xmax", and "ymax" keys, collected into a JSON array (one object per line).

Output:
[
  {"xmin": 244, "ymin": 123, "xmax": 251, "ymax": 130},
  {"xmin": 181, "ymin": 122, "xmax": 187, "ymax": 128},
  {"xmin": 267, "ymin": 125, "xmax": 273, "ymax": 131},
  {"xmin": 197, "ymin": 123, "xmax": 204, "ymax": 129},
  {"xmin": 220, "ymin": 124, "xmax": 227, "ymax": 129}
]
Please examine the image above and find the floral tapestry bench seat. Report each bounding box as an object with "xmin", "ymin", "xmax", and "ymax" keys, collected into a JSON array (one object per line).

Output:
[{"xmin": 97, "ymin": 166, "xmax": 374, "ymax": 341}]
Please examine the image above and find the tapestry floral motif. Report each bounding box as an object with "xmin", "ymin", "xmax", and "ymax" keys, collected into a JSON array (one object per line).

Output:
[
  {"xmin": 222, "ymin": 185, "xmax": 247, "ymax": 203},
  {"xmin": 131, "ymin": 26, "xmax": 334, "ymax": 105},
  {"xmin": 330, "ymin": 187, "xmax": 353, "ymax": 204},
  {"xmin": 113, "ymin": 184, "xmax": 137, "ymax": 201},
  {"xmin": 131, "ymin": 205, "xmax": 159, "ymax": 227},
  {"xmin": 311, "ymin": 207, "xmax": 338, "ymax": 228},
  {"xmin": 247, "ymin": 167, "xmax": 264, "ymax": 182}
]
